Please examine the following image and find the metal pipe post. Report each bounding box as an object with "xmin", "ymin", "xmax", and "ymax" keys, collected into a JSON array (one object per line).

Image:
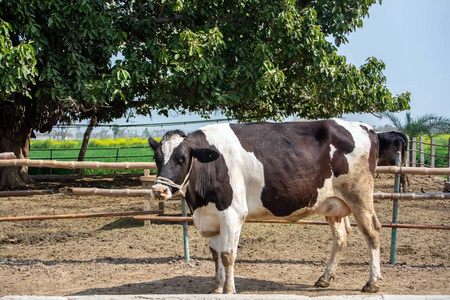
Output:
[
  {"xmin": 181, "ymin": 198, "xmax": 190, "ymax": 262},
  {"xmin": 389, "ymin": 151, "xmax": 401, "ymax": 264}
]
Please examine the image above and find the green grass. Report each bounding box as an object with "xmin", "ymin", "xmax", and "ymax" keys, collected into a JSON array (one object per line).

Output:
[{"xmin": 29, "ymin": 138, "xmax": 156, "ymax": 175}]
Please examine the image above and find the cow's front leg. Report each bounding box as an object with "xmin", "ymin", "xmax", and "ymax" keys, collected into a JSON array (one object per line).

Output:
[
  {"xmin": 208, "ymin": 237, "xmax": 224, "ymax": 294},
  {"xmin": 206, "ymin": 209, "xmax": 245, "ymax": 294},
  {"xmin": 221, "ymin": 212, "xmax": 245, "ymax": 294},
  {"xmin": 221, "ymin": 249, "xmax": 237, "ymax": 294}
]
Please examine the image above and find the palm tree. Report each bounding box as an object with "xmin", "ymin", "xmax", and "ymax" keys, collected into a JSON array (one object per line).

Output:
[{"xmin": 381, "ymin": 111, "xmax": 450, "ymax": 138}]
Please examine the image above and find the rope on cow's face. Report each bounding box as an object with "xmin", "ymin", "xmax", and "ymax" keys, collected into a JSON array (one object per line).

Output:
[{"xmin": 153, "ymin": 158, "xmax": 196, "ymax": 198}]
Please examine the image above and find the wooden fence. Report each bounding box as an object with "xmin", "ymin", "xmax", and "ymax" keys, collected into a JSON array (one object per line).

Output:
[
  {"xmin": 1, "ymin": 153, "xmax": 449, "ymax": 264},
  {"xmin": 407, "ymin": 136, "xmax": 450, "ymax": 168}
]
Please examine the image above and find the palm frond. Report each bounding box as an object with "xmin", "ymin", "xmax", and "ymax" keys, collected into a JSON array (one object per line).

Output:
[{"xmin": 381, "ymin": 111, "xmax": 450, "ymax": 138}]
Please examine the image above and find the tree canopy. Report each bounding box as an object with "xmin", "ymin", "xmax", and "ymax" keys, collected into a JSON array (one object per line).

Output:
[
  {"xmin": 0, "ymin": 0, "xmax": 410, "ymax": 186},
  {"xmin": 120, "ymin": 0, "xmax": 410, "ymax": 120}
]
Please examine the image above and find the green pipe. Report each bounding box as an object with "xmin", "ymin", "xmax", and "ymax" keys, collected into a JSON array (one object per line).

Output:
[
  {"xmin": 389, "ymin": 151, "xmax": 402, "ymax": 264},
  {"xmin": 181, "ymin": 198, "xmax": 190, "ymax": 262}
]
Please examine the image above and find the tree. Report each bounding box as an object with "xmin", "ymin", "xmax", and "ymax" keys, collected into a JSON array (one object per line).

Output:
[
  {"xmin": 1, "ymin": 0, "xmax": 410, "ymax": 187},
  {"xmin": 381, "ymin": 111, "xmax": 450, "ymax": 138},
  {"xmin": 0, "ymin": 2, "xmax": 134, "ymax": 186}
]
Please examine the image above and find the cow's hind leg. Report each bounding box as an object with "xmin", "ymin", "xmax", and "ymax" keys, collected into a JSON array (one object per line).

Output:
[
  {"xmin": 315, "ymin": 216, "xmax": 351, "ymax": 288},
  {"xmin": 353, "ymin": 209, "xmax": 382, "ymax": 293}
]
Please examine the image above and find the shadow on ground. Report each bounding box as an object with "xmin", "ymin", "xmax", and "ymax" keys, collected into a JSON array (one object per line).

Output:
[{"xmin": 71, "ymin": 275, "xmax": 356, "ymax": 296}]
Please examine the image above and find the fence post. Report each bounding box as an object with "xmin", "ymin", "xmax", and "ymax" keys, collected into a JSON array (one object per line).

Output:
[
  {"xmin": 181, "ymin": 199, "xmax": 190, "ymax": 262},
  {"xmin": 420, "ymin": 136, "xmax": 425, "ymax": 167},
  {"xmin": 389, "ymin": 151, "xmax": 402, "ymax": 264},
  {"xmin": 406, "ymin": 136, "xmax": 410, "ymax": 167},
  {"xmin": 431, "ymin": 138, "xmax": 435, "ymax": 168},
  {"xmin": 411, "ymin": 138, "xmax": 417, "ymax": 167}
]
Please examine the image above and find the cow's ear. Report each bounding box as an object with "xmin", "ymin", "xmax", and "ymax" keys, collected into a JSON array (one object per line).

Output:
[
  {"xmin": 148, "ymin": 137, "xmax": 160, "ymax": 150},
  {"xmin": 192, "ymin": 148, "xmax": 220, "ymax": 163}
]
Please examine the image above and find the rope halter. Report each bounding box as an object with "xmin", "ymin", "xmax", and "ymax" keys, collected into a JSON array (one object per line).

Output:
[{"xmin": 153, "ymin": 158, "xmax": 196, "ymax": 198}]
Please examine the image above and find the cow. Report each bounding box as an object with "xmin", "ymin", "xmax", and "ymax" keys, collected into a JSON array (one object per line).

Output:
[
  {"xmin": 377, "ymin": 131, "xmax": 408, "ymax": 192},
  {"xmin": 148, "ymin": 119, "xmax": 382, "ymax": 294}
]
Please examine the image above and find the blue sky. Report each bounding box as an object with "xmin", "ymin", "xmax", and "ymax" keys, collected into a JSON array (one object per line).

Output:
[
  {"xmin": 340, "ymin": 0, "xmax": 450, "ymax": 127},
  {"xmin": 113, "ymin": 0, "xmax": 449, "ymax": 132}
]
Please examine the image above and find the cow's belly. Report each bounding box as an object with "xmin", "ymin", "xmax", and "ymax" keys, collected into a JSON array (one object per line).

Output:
[
  {"xmin": 246, "ymin": 192, "xmax": 315, "ymax": 221},
  {"xmin": 193, "ymin": 203, "xmax": 220, "ymax": 237},
  {"xmin": 247, "ymin": 196, "xmax": 350, "ymax": 222}
]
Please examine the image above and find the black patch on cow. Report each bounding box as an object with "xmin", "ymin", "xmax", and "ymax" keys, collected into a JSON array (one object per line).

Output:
[
  {"xmin": 185, "ymin": 130, "xmax": 233, "ymax": 212},
  {"xmin": 230, "ymin": 120, "xmax": 355, "ymax": 217}
]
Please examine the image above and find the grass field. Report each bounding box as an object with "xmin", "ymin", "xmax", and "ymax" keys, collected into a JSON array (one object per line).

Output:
[{"xmin": 29, "ymin": 138, "xmax": 155, "ymax": 175}]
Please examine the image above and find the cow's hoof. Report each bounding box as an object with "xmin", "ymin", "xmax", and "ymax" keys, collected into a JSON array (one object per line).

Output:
[
  {"xmin": 361, "ymin": 281, "xmax": 380, "ymax": 293},
  {"xmin": 223, "ymin": 289, "xmax": 236, "ymax": 294},
  {"xmin": 314, "ymin": 276, "xmax": 330, "ymax": 288},
  {"xmin": 210, "ymin": 288, "xmax": 223, "ymax": 294}
]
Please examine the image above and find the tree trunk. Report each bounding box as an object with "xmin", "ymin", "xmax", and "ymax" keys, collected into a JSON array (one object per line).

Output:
[
  {"xmin": 0, "ymin": 127, "xmax": 34, "ymax": 188},
  {"xmin": 75, "ymin": 116, "xmax": 97, "ymax": 175}
]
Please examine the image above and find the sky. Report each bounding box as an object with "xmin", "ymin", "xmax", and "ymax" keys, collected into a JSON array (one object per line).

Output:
[
  {"xmin": 339, "ymin": 0, "xmax": 450, "ymax": 127},
  {"xmin": 64, "ymin": 0, "xmax": 450, "ymax": 136}
]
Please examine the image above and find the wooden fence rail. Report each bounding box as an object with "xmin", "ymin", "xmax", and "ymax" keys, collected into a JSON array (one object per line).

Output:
[
  {"xmin": 1, "ymin": 158, "xmax": 450, "ymax": 175},
  {"xmin": 0, "ymin": 152, "xmax": 16, "ymax": 160},
  {"xmin": 0, "ymin": 158, "xmax": 156, "ymax": 170},
  {"xmin": 376, "ymin": 166, "xmax": 450, "ymax": 175},
  {"xmin": 133, "ymin": 215, "xmax": 450, "ymax": 230},
  {"xmin": 0, "ymin": 210, "xmax": 163, "ymax": 222}
]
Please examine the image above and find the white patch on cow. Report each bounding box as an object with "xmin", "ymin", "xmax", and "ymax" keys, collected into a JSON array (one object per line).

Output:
[
  {"xmin": 329, "ymin": 144, "xmax": 337, "ymax": 161},
  {"xmin": 333, "ymin": 118, "xmax": 373, "ymax": 168},
  {"xmin": 329, "ymin": 144, "xmax": 337, "ymax": 171},
  {"xmin": 370, "ymin": 247, "xmax": 382, "ymax": 281},
  {"xmin": 199, "ymin": 124, "xmax": 267, "ymax": 217},
  {"xmin": 161, "ymin": 135, "xmax": 185, "ymax": 165},
  {"xmin": 193, "ymin": 202, "xmax": 221, "ymax": 237}
]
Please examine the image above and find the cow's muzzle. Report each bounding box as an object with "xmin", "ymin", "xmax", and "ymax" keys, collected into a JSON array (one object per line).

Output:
[{"xmin": 151, "ymin": 184, "xmax": 172, "ymax": 202}]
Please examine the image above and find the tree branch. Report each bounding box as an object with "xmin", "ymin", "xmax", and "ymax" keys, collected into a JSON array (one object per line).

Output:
[{"xmin": 153, "ymin": 14, "xmax": 185, "ymax": 24}]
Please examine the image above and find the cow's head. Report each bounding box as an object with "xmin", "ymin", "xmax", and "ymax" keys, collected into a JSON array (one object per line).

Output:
[{"xmin": 148, "ymin": 130, "xmax": 220, "ymax": 201}]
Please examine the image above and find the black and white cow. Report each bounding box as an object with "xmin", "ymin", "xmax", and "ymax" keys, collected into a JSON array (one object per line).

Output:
[
  {"xmin": 377, "ymin": 131, "xmax": 408, "ymax": 192},
  {"xmin": 148, "ymin": 119, "xmax": 382, "ymax": 294}
]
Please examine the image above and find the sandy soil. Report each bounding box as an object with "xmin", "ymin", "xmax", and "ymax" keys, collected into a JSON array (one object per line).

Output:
[{"xmin": 0, "ymin": 173, "xmax": 449, "ymax": 296}]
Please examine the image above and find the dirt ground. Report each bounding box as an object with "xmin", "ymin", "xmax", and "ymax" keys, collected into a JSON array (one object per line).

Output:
[{"xmin": 0, "ymin": 173, "xmax": 449, "ymax": 296}]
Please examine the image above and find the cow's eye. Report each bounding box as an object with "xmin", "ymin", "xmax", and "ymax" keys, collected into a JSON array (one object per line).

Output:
[{"xmin": 177, "ymin": 156, "xmax": 186, "ymax": 165}]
